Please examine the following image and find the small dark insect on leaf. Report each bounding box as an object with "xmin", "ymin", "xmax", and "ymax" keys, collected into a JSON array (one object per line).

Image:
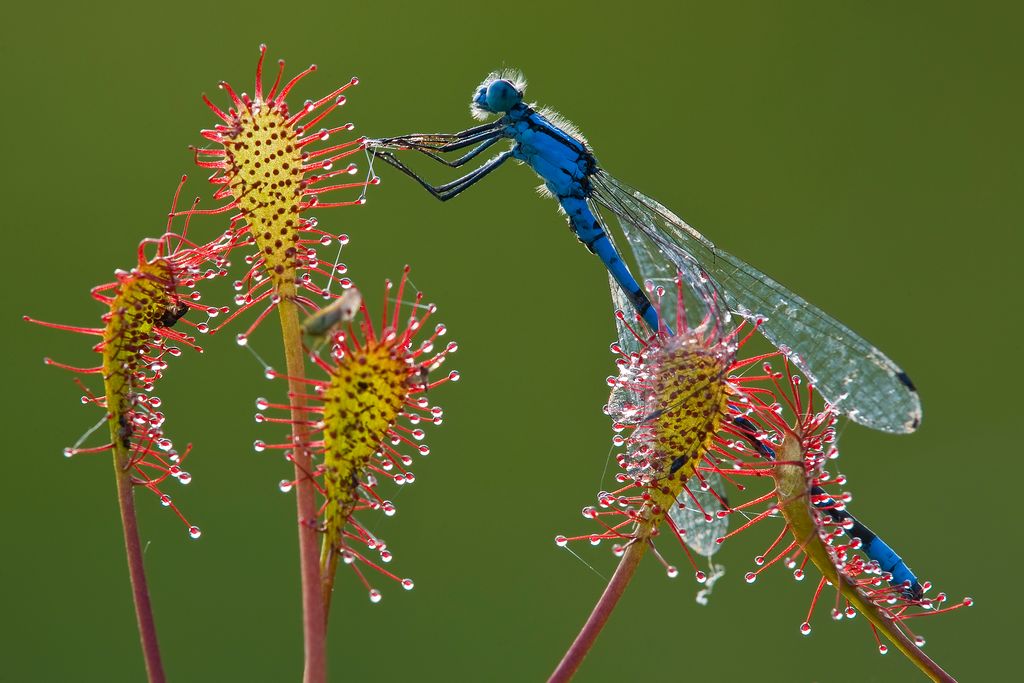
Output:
[
  {"xmin": 160, "ymin": 301, "xmax": 189, "ymax": 328},
  {"xmin": 669, "ymin": 455, "xmax": 689, "ymax": 475},
  {"xmin": 408, "ymin": 363, "xmax": 430, "ymax": 393},
  {"xmin": 302, "ymin": 288, "xmax": 362, "ymax": 339},
  {"xmin": 117, "ymin": 413, "xmax": 134, "ymax": 448}
]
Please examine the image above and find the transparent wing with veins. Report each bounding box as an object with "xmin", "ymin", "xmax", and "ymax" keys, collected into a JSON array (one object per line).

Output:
[{"xmin": 592, "ymin": 171, "xmax": 922, "ymax": 434}]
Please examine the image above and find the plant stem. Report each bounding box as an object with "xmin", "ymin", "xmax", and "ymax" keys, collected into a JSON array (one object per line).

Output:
[
  {"xmin": 548, "ymin": 539, "xmax": 648, "ymax": 683},
  {"xmin": 839, "ymin": 579, "xmax": 957, "ymax": 683},
  {"xmin": 278, "ymin": 299, "xmax": 327, "ymax": 683},
  {"xmin": 773, "ymin": 448, "xmax": 957, "ymax": 683},
  {"xmin": 113, "ymin": 445, "xmax": 166, "ymax": 683},
  {"xmin": 321, "ymin": 544, "xmax": 339, "ymax": 623}
]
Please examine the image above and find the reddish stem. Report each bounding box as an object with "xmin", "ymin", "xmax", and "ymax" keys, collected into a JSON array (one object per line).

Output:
[
  {"xmin": 548, "ymin": 540, "xmax": 648, "ymax": 683},
  {"xmin": 114, "ymin": 448, "xmax": 167, "ymax": 683},
  {"xmin": 872, "ymin": 610, "xmax": 957, "ymax": 683},
  {"xmin": 278, "ymin": 299, "xmax": 328, "ymax": 683},
  {"xmin": 772, "ymin": 443, "xmax": 958, "ymax": 682}
]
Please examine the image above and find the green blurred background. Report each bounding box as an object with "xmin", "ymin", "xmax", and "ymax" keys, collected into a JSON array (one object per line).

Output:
[{"xmin": 5, "ymin": 1, "xmax": 1019, "ymax": 681}]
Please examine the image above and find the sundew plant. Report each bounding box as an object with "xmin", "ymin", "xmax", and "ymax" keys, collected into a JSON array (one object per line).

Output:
[
  {"xmin": 27, "ymin": 48, "xmax": 457, "ymax": 683},
  {"xmin": 26, "ymin": 48, "xmax": 968, "ymax": 683},
  {"xmin": 550, "ymin": 280, "xmax": 969, "ymax": 682}
]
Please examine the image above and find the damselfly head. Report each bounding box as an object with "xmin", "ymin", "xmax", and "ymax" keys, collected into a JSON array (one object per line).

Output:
[{"xmin": 471, "ymin": 70, "xmax": 526, "ymax": 119}]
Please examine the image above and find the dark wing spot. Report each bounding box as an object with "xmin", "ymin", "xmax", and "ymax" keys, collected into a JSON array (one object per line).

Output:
[{"xmin": 896, "ymin": 371, "xmax": 917, "ymax": 392}]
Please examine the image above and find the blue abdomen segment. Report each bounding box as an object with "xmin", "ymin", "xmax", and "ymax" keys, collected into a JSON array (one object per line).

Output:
[
  {"xmin": 861, "ymin": 536, "xmax": 917, "ymax": 591},
  {"xmin": 731, "ymin": 417, "xmax": 923, "ymax": 600},
  {"xmin": 561, "ymin": 196, "xmax": 658, "ymax": 332},
  {"xmin": 810, "ymin": 486, "xmax": 924, "ymax": 600}
]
